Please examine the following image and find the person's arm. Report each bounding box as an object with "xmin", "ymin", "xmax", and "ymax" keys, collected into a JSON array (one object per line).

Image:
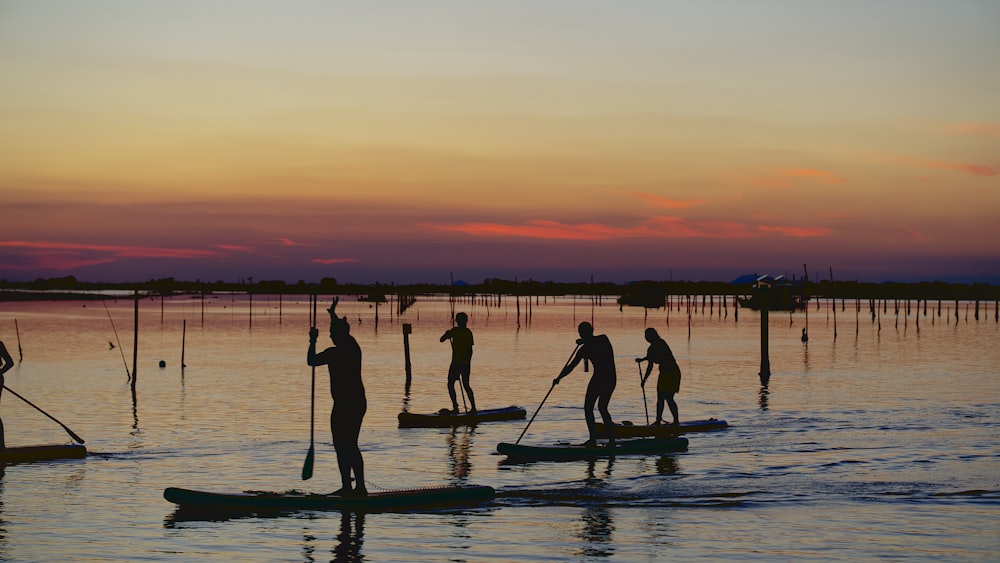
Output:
[
  {"xmin": 439, "ymin": 328, "xmax": 452, "ymax": 343},
  {"xmin": 642, "ymin": 360, "xmax": 654, "ymax": 386},
  {"xmin": 553, "ymin": 348, "xmax": 584, "ymax": 384},
  {"xmin": 307, "ymin": 328, "xmax": 322, "ymax": 367},
  {"xmin": 0, "ymin": 341, "xmax": 13, "ymax": 376}
]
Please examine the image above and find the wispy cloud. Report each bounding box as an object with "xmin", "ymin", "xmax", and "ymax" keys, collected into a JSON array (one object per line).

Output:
[
  {"xmin": 312, "ymin": 258, "xmax": 359, "ymax": 265},
  {"xmin": 0, "ymin": 240, "xmax": 224, "ymax": 259},
  {"xmin": 423, "ymin": 217, "xmax": 831, "ymax": 241},
  {"xmin": 894, "ymin": 156, "xmax": 997, "ymax": 177},
  {"xmin": 216, "ymin": 244, "xmax": 254, "ymax": 252},
  {"xmin": 759, "ymin": 225, "xmax": 834, "ymax": 237},
  {"xmin": 0, "ymin": 240, "xmax": 225, "ymax": 271},
  {"xmin": 898, "ymin": 227, "xmax": 924, "ymax": 240},
  {"xmin": 943, "ymin": 122, "xmax": 1000, "ymax": 139},
  {"xmin": 632, "ymin": 192, "xmax": 706, "ymax": 209}
]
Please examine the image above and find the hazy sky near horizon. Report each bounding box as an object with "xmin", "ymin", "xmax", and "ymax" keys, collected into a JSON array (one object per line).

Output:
[{"xmin": 2, "ymin": 0, "xmax": 998, "ymax": 284}]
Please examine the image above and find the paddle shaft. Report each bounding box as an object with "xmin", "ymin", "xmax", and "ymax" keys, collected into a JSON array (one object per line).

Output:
[
  {"xmin": 3, "ymin": 385, "xmax": 85, "ymax": 444},
  {"xmin": 514, "ymin": 344, "xmax": 581, "ymax": 445},
  {"xmin": 638, "ymin": 361, "xmax": 649, "ymax": 425},
  {"xmin": 302, "ymin": 294, "xmax": 317, "ymax": 480}
]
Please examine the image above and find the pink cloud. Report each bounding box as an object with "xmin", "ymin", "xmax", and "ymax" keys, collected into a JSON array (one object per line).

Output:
[
  {"xmin": 423, "ymin": 217, "xmax": 828, "ymax": 241},
  {"xmin": 944, "ymin": 122, "xmax": 1000, "ymax": 138},
  {"xmin": 758, "ymin": 225, "xmax": 833, "ymax": 237},
  {"xmin": 0, "ymin": 240, "xmax": 226, "ymax": 271},
  {"xmin": 633, "ymin": 192, "xmax": 706, "ymax": 209},
  {"xmin": 0, "ymin": 240, "xmax": 223, "ymax": 259},
  {"xmin": 894, "ymin": 156, "xmax": 997, "ymax": 177},
  {"xmin": 312, "ymin": 258, "xmax": 359, "ymax": 265},
  {"xmin": 215, "ymin": 244, "xmax": 254, "ymax": 252}
]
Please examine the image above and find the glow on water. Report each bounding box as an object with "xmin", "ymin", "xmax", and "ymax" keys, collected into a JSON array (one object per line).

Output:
[{"xmin": 0, "ymin": 295, "xmax": 997, "ymax": 561}]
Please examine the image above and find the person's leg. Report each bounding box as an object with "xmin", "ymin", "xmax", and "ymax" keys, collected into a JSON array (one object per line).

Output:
[
  {"xmin": 331, "ymin": 410, "xmax": 352, "ymax": 494},
  {"xmin": 583, "ymin": 379, "xmax": 599, "ymax": 445},
  {"xmin": 461, "ymin": 365, "xmax": 476, "ymax": 411},
  {"xmin": 447, "ymin": 365, "xmax": 460, "ymax": 412},
  {"xmin": 348, "ymin": 408, "xmax": 366, "ymax": 495},
  {"xmin": 597, "ymin": 380, "xmax": 616, "ymax": 446},
  {"xmin": 666, "ymin": 392, "xmax": 679, "ymax": 425},
  {"xmin": 655, "ymin": 390, "xmax": 666, "ymax": 425}
]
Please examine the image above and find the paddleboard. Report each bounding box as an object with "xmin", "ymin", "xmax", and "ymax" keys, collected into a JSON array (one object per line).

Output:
[
  {"xmin": 398, "ymin": 405, "xmax": 526, "ymax": 428},
  {"xmin": 496, "ymin": 437, "xmax": 688, "ymax": 461},
  {"xmin": 164, "ymin": 484, "xmax": 496, "ymax": 513},
  {"xmin": 0, "ymin": 444, "xmax": 87, "ymax": 465},
  {"xmin": 594, "ymin": 418, "xmax": 728, "ymax": 438}
]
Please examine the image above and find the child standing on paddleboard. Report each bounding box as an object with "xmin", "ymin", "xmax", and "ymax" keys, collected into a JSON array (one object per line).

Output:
[
  {"xmin": 440, "ymin": 312, "xmax": 477, "ymax": 414},
  {"xmin": 637, "ymin": 327, "xmax": 681, "ymax": 426}
]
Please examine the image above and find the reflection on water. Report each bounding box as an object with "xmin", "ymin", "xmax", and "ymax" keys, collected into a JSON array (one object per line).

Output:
[
  {"xmin": 0, "ymin": 477, "xmax": 6, "ymax": 560},
  {"xmin": 447, "ymin": 426, "xmax": 473, "ymax": 482},
  {"xmin": 0, "ymin": 296, "xmax": 997, "ymax": 561},
  {"xmin": 580, "ymin": 459, "xmax": 615, "ymax": 558},
  {"xmin": 332, "ymin": 511, "xmax": 364, "ymax": 563}
]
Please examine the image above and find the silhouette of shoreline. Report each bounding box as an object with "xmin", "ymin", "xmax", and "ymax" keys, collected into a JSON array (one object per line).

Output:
[{"xmin": 1, "ymin": 275, "xmax": 997, "ymax": 303}]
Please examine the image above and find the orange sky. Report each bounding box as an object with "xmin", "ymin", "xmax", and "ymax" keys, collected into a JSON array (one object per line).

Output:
[{"xmin": 1, "ymin": 1, "xmax": 998, "ymax": 284}]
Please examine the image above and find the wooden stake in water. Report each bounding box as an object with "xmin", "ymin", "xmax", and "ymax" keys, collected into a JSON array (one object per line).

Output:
[
  {"xmin": 14, "ymin": 318, "xmax": 22, "ymax": 362},
  {"xmin": 402, "ymin": 323, "xmax": 413, "ymax": 388},
  {"xmin": 181, "ymin": 319, "xmax": 187, "ymax": 372},
  {"xmin": 132, "ymin": 291, "xmax": 139, "ymax": 393}
]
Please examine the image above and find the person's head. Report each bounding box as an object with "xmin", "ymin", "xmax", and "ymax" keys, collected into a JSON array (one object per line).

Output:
[
  {"xmin": 329, "ymin": 315, "xmax": 351, "ymax": 343},
  {"xmin": 455, "ymin": 312, "xmax": 468, "ymax": 326},
  {"xmin": 644, "ymin": 327, "xmax": 660, "ymax": 343},
  {"xmin": 577, "ymin": 321, "xmax": 594, "ymax": 339}
]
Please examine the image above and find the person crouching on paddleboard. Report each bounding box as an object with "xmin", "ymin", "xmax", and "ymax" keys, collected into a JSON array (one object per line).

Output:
[
  {"xmin": 440, "ymin": 312, "xmax": 477, "ymax": 414},
  {"xmin": 308, "ymin": 298, "xmax": 367, "ymax": 496},
  {"xmin": 553, "ymin": 322, "xmax": 617, "ymax": 448},
  {"xmin": 637, "ymin": 327, "xmax": 681, "ymax": 426}
]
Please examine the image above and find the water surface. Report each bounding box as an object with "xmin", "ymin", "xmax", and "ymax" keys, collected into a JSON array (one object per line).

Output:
[{"xmin": 0, "ymin": 295, "xmax": 996, "ymax": 561}]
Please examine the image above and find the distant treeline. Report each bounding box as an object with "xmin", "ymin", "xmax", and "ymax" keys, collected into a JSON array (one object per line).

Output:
[{"xmin": 1, "ymin": 275, "xmax": 998, "ymax": 302}]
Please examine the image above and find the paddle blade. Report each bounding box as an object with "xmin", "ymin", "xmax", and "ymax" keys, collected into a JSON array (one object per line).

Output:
[
  {"xmin": 66, "ymin": 428, "xmax": 86, "ymax": 444},
  {"xmin": 301, "ymin": 446, "xmax": 314, "ymax": 480}
]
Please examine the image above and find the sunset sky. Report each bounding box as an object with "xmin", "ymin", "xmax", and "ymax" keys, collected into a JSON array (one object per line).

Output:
[{"xmin": 2, "ymin": 1, "xmax": 998, "ymax": 285}]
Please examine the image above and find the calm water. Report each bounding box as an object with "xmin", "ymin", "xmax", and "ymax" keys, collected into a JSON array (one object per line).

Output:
[{"xmin": 0, "ymin": 294, "xmax": 997, "ymax": 562}]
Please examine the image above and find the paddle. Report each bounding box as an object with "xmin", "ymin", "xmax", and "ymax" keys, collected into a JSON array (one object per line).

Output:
[
  {"xmin": 514, "ymin": 344, "xmax": 581, "ymax": 445},
  {"xmin": 301, "ymin": 294, "xmax": 317, "ymax": 481},
  {"xmin": 637, "ymin": 360, "xmax": 650, "ymax": 425},
  {"xmin": 3, "ymin": 385, "xmax": 85, "ymax": 444}
]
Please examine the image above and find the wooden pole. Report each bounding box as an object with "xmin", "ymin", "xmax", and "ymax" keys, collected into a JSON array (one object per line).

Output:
[
  {"xmin": 132, "ymin": 290, "xmax": 139, "ymax": 393},
  {"xmin": 402, "ymin": 323, "xmax": 413, "ymax": 388},
  {"xmin": 14, "ymin": 318, "xmax": 23, "ymax": 362},
  {"xmin": 181, "ymin": 319, "xmax": 187, "ymax": 372},
  {"xmin": 759, "ymin": 291, "xmax": 771, "ymax": 379}
]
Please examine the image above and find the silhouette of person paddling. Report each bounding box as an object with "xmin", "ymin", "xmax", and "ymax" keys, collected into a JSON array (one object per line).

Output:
[
  {"xmin": 636, "ymin": 327, "xmax": 681, "ymax": 426},
  {"xmin": 554, "ymin": 322, "xmax": 617, "ymax": 447},
  {"xmin": 308, "ymin": 298, "xmax": 367, "ymax": 496},
  {"xmin": 440, "ymin": 312, "xmax": 477, "ymax": 414}
]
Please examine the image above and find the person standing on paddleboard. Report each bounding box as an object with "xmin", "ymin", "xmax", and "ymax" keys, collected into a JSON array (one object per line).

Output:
[
  {"xmin": 440, "ymin": 312, "xmax": 477, "ymax": 414},
  {"xmin": 0, "ymin": 339, "xmax": 14, "ymax": 448},
  {"xmin": 553, "ymin": 322, "xmax": 617, "ymax": 447},
  {"xmin": 308, "ymin": 298, "xmax": 367, "ymax": 496},
  {"xmin": 637, "ymin": 327, "xmax": 681, "ymax": 426}
]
